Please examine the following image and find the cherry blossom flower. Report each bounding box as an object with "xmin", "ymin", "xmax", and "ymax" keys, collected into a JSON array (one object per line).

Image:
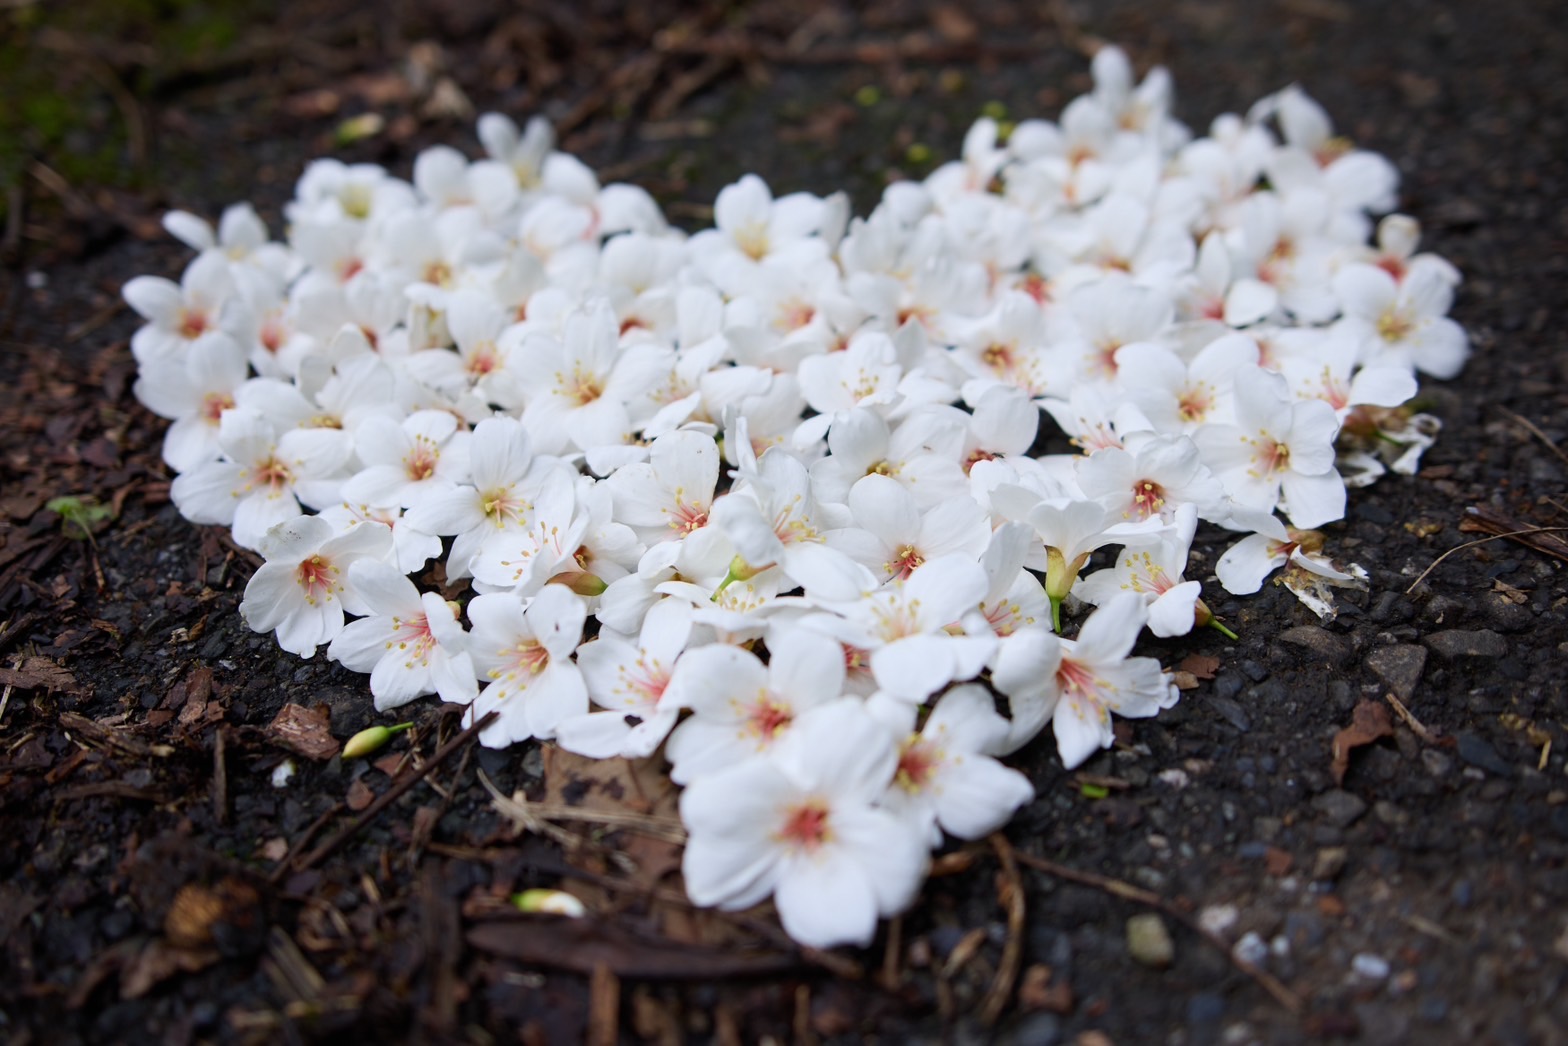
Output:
[
  {"xmin": 871, "ymin": 684, "xmax": 1035, "ymax": 845},
  {"xmin": 664, "ymin": 629, "xmax": 846, "ymax": 784},
  {"xmin": 326, "ymin": 560, "xmax": 477, "ymax": 711},
  {"xmin": 1193, "ymin": 365, "xmax": 1345, "ymax": 528},
  {"xmin": 555, "ymin": 599, "xmax": 697, "ymax": 759},
  {"xmin": 680, "ymin": 699, "xmax": 928, "ymax": 949},
  {"xmin": 240, "ymin": 515, "xmax": 393, "ymax": 656},
  {"xmin": 463, "ymin": 585, "xmax": 589, "ymax": 748}
]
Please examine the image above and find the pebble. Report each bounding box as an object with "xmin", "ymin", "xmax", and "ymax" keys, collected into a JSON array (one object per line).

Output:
[
  {"xmin": 1198, "ymin": 904, "xmax": 1239, "ymax": 938},
  {"xmin": 1457, "ymin": 732, "xmax": 1515, "ymax": 776},
  {"xmin": 1004, "ymin": 1014, "xmax": 1061, "ymax": 1045},
  {"xmin": 1352, "ymin": 953, "xmax": 1390, "ymax": 980},
  {"xmin": 1232, "ymin": 931, "xmax": 1268, "ymax": 966},
  {"xmin": 1312, "ymin": 846, "xmax": 1348, "ymax": 881},
  {"xmin": 1312, "ymin": 789, "xmax": 1368, "ymax": 827},
  {"xmin": 1365, "ymin": 644, "xmax": 1427, "ymax": 701},
  {"xmin": 1126, "ymin": 913, "xmax": 1174, "ymax": 968},
  {"xmin": 1187, "ymin": 993, "xmax": 1226, "ymax": 1026},
  {"xmin": 1208, "ymin": 695, "xmax": 1251, "ymax": 732},
  {"xmin": 1425, "ymin": 628, "xmax": 1508, "ymax": 658},
  {"xmin": 1278, "ymin": 625, "xmax": 1350, "ymax": 663},
  {"xmin": 1374, "ymin": 800, "xmax": 1410, "ymax": 826},
  {"xmin": 1421, "ymin": 749, "xmax": 1453, "ymax": 777}
]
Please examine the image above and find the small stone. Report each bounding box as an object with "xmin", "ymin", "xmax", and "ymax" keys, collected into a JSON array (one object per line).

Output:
[
  {"xmin": 1553, "ymin": 921, "xmax": 1568, "ymax": 962},
  {"xmin": 1232, "ymin": 931, "xmax": 1268, "ymax": 966},
  {"xmin": 1208, "ymin": 695, "xmax": 1251, "ymax": 732},
  {"xmin": 1421, "ymin": 749, "xmax": 1453, "ymax": 777},
  {"xmin": 1187, "ymin": 992, "xmax": 1225, "ymax": 1025},
  {"xmin": 1352, "ymin": 953, "xmax": 1390, "ymax": 980},
  {"xmin": 1457, "ymin": 732, "xmax": 1515, "ymax": 776},
  {"xmin": 1278, "ymin": 625, "xmax": 1350, "ymax": 663},
  {"xmin": 1126, "ymin": 913, "xmax": 1174, "ymax": 968},
  {"xmin": 1312, "ymin": 789, "xmax": 1368, "ymax": 827},
  {"xmin": 1312, "ymin": 847, "xmax": 1348, "ymax": 881},
  {"xmin": 1425, "ymin": 628, "xmax": 1508, "ymax": 659},
  {"xmin": 1373, "ymin": 800, "xmax": 1410, "ymax": 826},
  {"xmin": 1365, "ymin": 644, "xmax": 1427, "ymax": 701},
  {"xmin": 1198, "ymin": 904, "xmax": 1239, "ymax": 938}
]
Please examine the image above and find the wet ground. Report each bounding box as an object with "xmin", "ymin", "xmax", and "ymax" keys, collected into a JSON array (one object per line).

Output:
[{"xmin": 2, "ymin": 1, "xmax": 1567, "ymax": 1042}]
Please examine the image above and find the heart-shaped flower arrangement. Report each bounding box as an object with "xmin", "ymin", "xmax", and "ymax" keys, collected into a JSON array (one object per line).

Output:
[{"xmin": 123, "ymin": 47, "xmax": 1466, "ymax": 948}]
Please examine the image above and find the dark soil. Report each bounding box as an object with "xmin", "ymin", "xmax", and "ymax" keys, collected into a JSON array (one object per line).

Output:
[{"xmin": 3, "ymin": 1, "xmax": 1567, "ymax": 1042}]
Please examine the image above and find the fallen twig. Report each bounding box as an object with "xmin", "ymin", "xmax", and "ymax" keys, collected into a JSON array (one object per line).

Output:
[
  {"xmin": 979, "ymin": 833, "xmax": 1026, "ymax": 1026},
  {"xmin": 1500, "ymin": 407, "xmax": 1568, "ymax": 470},
  {"xmin": 1015, "ymin": 850, "xmax": 1303, "ymax": 1015},
  {"xmin": 1384, "ymin": 692, "xmax": 1446, "ymax": 746},
  {"xmin": 1406, "ymin": 523, "xmax": 1568, "ymax": 593},
  {"xmin": 286, "ymin": 711, "xmax": 496, "ymax": 875}
]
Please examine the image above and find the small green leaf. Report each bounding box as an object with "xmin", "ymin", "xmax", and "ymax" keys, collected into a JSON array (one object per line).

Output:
[{"xmin": 1080, "ymin": 782, "xmax": 1110, "ymax": 800}]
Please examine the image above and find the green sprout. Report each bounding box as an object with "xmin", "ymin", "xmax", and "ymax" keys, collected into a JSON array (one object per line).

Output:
[{"xmin": 46, "ymin": 495, "xmax": 114, "ymax": 543}]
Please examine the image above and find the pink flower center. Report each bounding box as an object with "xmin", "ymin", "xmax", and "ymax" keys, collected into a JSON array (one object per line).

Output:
[
  {"xmin": 296, "ymin": 554, "xmax": 338, "ymax": 602},
  {"xmin": 668, "ymin": 500, "xmax": 709, "ymax": 534},
  {"xmin": 776, "ymin": 799, "xmax": 832, "ymax": 852},
  {"xmin": 1056, "ymin": 656, "xmax": 1106, "ymax": 704},
  {"xmin": 745, "ymin": 696, "xmax": 793, "ymax": 740},
  {"xmin": 390, "ymin": 613, "xmax": 436, "ymax": 662},
  {"xmin": 201, "ymin": 391, "xmax": 235, "ymax": 424},
  {"xmin": 508, "ymin": 638, "xmax": 550, "ymax": 676},
  {"xmin": 895, "ymin": 737, "xmax": 940, "ymax": 793},
  {"xmin": 178, "ymin": 308, "xmax": 210, "ymax": 340},
  {"xmin": 404, "ymin": 438, "xmax": 440, "ymax": 482},
  {"xmin": 887, "ymin": 545, "xmax": 926, "ymax": 581},
  {"xmin": 251, "ymin": 455, "xmax": 294, "ymax": 493},
  {"xmin": 1129, "ymin": 480, "xmax": 1166, "ymax": 520}
]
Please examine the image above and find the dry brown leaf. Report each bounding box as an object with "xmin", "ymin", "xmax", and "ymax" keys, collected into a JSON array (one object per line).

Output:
[
  {"xmin": 120, "ymin": 939, "xmax": 219, "ymax": 999},
  {"xmin": 542, "ymin": 747, "xmax": 683, "ymax": 884},
  {"xmin": 1330, "ymin": 699, "xmax": 1394, "ymax": 786},
  {"xmin": 266, "ymin": 703, "xmax": 339, "ymax": 761},
  {"xmin": 1177, "ymin": 653, "xmax": 1221, "ymax": 680}
]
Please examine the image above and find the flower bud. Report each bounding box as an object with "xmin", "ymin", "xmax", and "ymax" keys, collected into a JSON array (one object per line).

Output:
[
  {"xmin": 342, "ymin": 722, "xmax": 414, "ymax": 759},
  {"xmin": 547, "ymin": 570, "xmax": 608, "ymax": 596},
  {"xmin": 511, "ymin": 889, "xmax": 586, "ymax": 917}
]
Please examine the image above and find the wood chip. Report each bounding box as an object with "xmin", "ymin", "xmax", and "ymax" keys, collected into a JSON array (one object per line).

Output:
[{"xmin": 267, "ymin": 703, "xmax": 340, "ymax": 761}]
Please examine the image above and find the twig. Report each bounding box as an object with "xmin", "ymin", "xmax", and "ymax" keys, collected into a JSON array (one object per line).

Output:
[
  {"xmin": 287, "ymin": 711, "xmax": 497, "ymax": 875},
  {"xmin": 1500, "ymin": 407, "xmax": 1568, "ymax": 470},
  {"xmin": 481, "ymin": 774, "xmax": 688, "ymax": 844},
  {"xmin": 979, "ymin": 834, "xmax": 1026, "ymax": 1027},
  {"xmin": 1404, "ymin": 526, "xmax": 1568, "ymax": 593},
  {"xmin": 1384, "ymin": 693, "xmax": 1443, "ymax": 745},
  {"xmin": 1014, "ymin": 850, "xmax": 1303, "ymax": 1015},
  {"xmin": 212, "ymin": 726, "xmax": 228, "ymax": 825},
  {"xmin": 879, "ymin": 915, "xmax": 903, "ymax": 990},
  {"xmin": 266, "ymin": 802, "xmax": 346, "ymax": 887},
  {"xmin": 588, "ymin": 962, "xmax": 620, "ymax": 1046}
]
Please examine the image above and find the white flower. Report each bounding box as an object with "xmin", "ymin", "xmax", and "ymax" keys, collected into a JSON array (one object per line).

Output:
[
  {"xmin": 1044, "ymin": 593, "xmax": 1178, "ymax": 768},
  {"xmin": 680, "ymin": 699, "xmax": 928, "ymax": 949},
  {"xmin": 342, "ymin": 409, "xmax": 473, "ymax": 510},
  {"xmin": 170, "ymin": 407, "xmax": 350, "ymax": 551},
  {"xmin": 464, "ymin": 586, "xmax": 589, "ymax": 748},
  {"xmin": 327, "ymin": 560, "xmax": 477, "ymax": 710},
  {"xmin": 664, "ymin": 629, "xmax": 846, "ymax": 784},
  {"xmin": 1215, "ymin": 509, "xmax": 1353, "ymax": 595},
  {"xmin": 554, "ymin": 599, "xmax": 696, "ymax": 759},
  {"xmin": 240, "ymin": 515, "xmax": 392, "ymax": 656},
  {"xmin": 1193, "ymin": 365, "xmax": 1345, "ymax": 528},
  {"xmin": 1075, "ymin": 502, "xmax": 1205, "ymax": 637},
  {"xmin": 872, "ymin": 684, "xmax": 1035, "ymax": 845},
  {"xmin": 1332, "ymin": 262, "xmax": 1468, "ymax": 380}
]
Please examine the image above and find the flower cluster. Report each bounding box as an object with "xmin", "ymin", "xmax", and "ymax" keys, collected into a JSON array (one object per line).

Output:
[{"xmin": 124, "ymin": 48, "xmax": 1465, "ymax": 948}]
